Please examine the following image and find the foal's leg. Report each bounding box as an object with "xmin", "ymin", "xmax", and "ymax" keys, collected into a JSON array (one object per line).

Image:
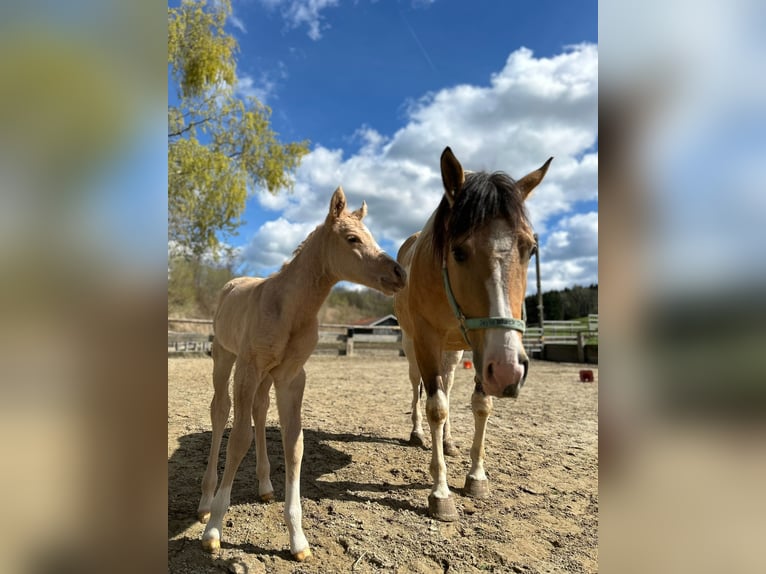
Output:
[
  {"xmin": 403, "ymin": 333, "xmax": 425, "ymax": 447},
  {"xmin": 441, "ymin": 350, "xmax": 463, "ymax": 457},
  {"xmin": 275, "ymin": 368, "xmax": 311, "ymax": 561},
  {"xmin": 252, "ymin": 375, "xmax": 274, "ymax": 501},
  {"xmin": 464, "ymin": 388, "xmax": 493, "ymax": 498},
  {"xmin": 198, "ymin": 342, "xmax": 236, "ymax": 523},
  {"xmin": 201, "ymin": 360, "xmax": 259, "ymax": 552}
]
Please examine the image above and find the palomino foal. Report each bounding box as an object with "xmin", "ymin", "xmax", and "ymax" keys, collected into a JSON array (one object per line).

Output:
[
  {"xmin": 394, "ymin": 147, "xmax": 551, "ymax": 521},
  {"xmin": 198, "ymin": 187, "xmax": 406, "ymax": 560}
]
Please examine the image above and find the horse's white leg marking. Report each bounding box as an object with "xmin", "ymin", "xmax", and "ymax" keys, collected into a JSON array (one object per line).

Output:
[
  {"xmin": 425, "ymin": 384, "xmax": 458, "ymax": 520},
  {"xmin": 441, "ymin": 351, "xmax": 463, "ymax": 456},
  {"xmin": 465, "ymin": 390, "xmax": 493, "ymax": 498},
  {"xmin": 202, "ymin": 361, "xmax": 258, "ymax": 551},
  {"xmin": 426, "ymin": 387, "xmax": 450, "ymax": 498},
  {"xmin": 276, "ymin": 369, "xmax": 310, "ymax": 560},
  {"xmin": 403, "ymin": 333, "xmax": 425, "ymax": 446},
  {"xmin": 198, "ymin": 344, "xmax": 236, "ymax": 523},
  {"xmin": 253, "ymin": 376, "xmax": 274, "ymax": 501}
]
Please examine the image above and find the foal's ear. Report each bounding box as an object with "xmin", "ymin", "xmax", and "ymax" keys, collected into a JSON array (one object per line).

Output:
[
  {"xmin": 517, "ymin": 157, "xmax": 553, "ymax": 199},
  {"xmin": 352, "ymin": 200, "xmax": 367, "ymax": 220},
  {"xmin": 328, "ymin": 186, "xmax": 347, "ymax": 219},
  {"xmin": 440, "ymin": 147, "xmax": 465, "ymax": 207}
]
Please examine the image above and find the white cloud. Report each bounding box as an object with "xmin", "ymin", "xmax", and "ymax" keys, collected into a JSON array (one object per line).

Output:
[
  {"xmin": 543, "ymin": 211, "xmax": 598, "ymax": 261},
  {"xmin": 241, "ymin": 44, "xmax": 598, "ymax": 289},
  {"xmin": 259, "ymin": 0, "xmax": 340, "ymax": 40},
  {"xmin": 236, "ymin": 63, "xmax": 288, "ymax": 105},
  {"xmin": 241, "ymin": 217, "xmax": 317, "ymax": 272}
]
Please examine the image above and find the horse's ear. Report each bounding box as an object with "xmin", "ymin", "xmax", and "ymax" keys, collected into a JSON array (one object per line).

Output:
[
  {"xmin": 517, "ymin": 157, "xmax": 553, "ymax": 199},
  {"xmin": 352, "ymin": 200, "xmax": 367, "ymax": 220},
  {"xmin": 328, "ymin": 186, "xmax": 347, "ymax": 219},
  {"xmin": 440, "ymin": 147, "xmax": 465, "ymax": 206}
]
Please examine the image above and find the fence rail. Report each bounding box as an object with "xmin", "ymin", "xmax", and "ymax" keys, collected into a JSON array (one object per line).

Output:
[{"xmin": 168, "ymin": 315, "xmax": 598, "ymax": 362}]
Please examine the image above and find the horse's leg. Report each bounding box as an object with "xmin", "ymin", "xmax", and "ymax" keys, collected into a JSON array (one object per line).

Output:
[
  {"xmin": 402, "ymin": 333, "xmax": 426, "ymax": 447},
  {"xmin": 415, "ymin": 333, "xmax": 459, "ymax": 522},
  {"xmin": 252, "ymin": 375, "xmax": 275, "ymax": 502},
  {"xmin": 198, "ymin": 341, "xmax": 236, "ymax": 523},
  {"xmin": 464, "ymin": 388, "xmax": 493, "ymax": 498},
  {"xmin": 201, "ymin": 359, "xmax": 259, "ymax": 552},
  {"xmin": 441, "ymin": 350, "xmax": 463, "ymax": 457},
  {"xmin": 275, "ymin": 368, "xmax": 311, "ymax": 561}
]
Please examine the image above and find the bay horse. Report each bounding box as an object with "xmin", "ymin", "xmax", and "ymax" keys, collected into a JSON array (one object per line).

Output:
[
  {"xmin": 198, "ymin": 186, "xmax": 406, "ymax": 560},
  {"xmin": 394, "ymin": 147, "xmax": 551, "ymax": 521}
]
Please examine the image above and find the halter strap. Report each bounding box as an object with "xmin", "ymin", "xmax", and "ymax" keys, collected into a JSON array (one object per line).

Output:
[{"xmin": 441, "ymin": 257, "xmax": 526, "ymax": 346}]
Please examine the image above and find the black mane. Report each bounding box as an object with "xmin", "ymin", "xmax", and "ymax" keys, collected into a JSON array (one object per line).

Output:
[{"xmin": 432, "ymin": 171, "xmax": 531, "ymax": 263}]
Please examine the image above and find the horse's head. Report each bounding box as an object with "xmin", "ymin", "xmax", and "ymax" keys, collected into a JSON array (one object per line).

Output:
[
  {"xmin": 435, "ymin": 147, "xmax": 552, "ymax": 399},
  {"xmin": 324, "ymin": 186, "xmax": 406, "ymax": 295}
]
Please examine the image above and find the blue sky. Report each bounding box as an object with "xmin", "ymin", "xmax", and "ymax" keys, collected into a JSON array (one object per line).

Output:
[{"xmin": 182, "ymin": 0, "xmax": 598, "ymax": 293}]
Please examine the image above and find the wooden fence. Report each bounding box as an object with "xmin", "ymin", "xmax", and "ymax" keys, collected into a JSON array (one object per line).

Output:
[
  {"xmin": 522, "ymin": 315, "xmax": 599, "ymax": 363},
  {"xmin": 169, "ymin": 315, "xmax": 598, "ymax": 363}
]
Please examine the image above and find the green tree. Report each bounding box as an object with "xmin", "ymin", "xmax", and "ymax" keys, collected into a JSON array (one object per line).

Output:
[{"xmin": 168, "ymin": 0, "xmax": 309, "ymax": 260}]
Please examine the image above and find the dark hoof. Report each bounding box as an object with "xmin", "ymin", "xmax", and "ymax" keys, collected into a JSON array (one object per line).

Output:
[
  {"xmin": 409, "ymin": 431, "xmax": 426, "ymax": 448},
  {"xmin": 427, "ymin": 494, "xmax": 459, "ymax": 522},
  {"xmin": 464, "ymin": 476, "xmax": 490, "ymax": 498},
  {"xmin": 443, "ymin": 441, "xmax": 459, "ymax": 457}
]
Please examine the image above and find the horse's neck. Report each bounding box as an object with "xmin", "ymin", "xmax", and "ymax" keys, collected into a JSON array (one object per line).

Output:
[{"xmin": 278, "ymin": 227, "xmax": 337, "ymax": 316}]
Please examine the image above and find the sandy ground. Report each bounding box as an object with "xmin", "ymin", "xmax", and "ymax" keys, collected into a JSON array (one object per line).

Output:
[{"xmin": 168, "ymin": 354, "xmax": 598, "ymax": 573}]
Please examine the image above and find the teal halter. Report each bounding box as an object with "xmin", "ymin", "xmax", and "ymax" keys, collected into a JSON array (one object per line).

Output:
[{"xmin": 441, "ymin": 256, "xmax": 526, "ymax": 346}]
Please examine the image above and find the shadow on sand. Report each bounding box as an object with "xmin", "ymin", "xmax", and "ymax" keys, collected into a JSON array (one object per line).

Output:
[{"xmin": 168, "ymin": 426, "xmax": 429, "ymax": 541}]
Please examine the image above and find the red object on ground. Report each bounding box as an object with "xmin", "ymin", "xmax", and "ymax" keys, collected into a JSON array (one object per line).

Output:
[
  {"xmin": 579, "ymin": 369, "xmax": 594, "ymax": 382},
  {"xmin": 463, "ymin": 360, "xmax": 473, "ymax": 369}
]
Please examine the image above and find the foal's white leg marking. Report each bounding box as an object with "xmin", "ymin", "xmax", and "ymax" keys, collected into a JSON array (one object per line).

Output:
[
  {"xmin": 202, "ymin": 363, "xmax": 258, "ymax": 551},
  {"xmin": 253, "ymin": 377, "xmax": 274, "ymax": 500},
  {"xmin": 276, "ymin": 369, "xmax": 310, "ymax": 560},
  {"xmin": 198, "ymin": 353, "xmax": 234, "ymax": 522}
]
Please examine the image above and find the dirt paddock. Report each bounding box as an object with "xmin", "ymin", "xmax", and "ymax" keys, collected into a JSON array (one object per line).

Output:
[{"xmin": 168, "ymin": 355, "xmax": 598, "ymax": 573}]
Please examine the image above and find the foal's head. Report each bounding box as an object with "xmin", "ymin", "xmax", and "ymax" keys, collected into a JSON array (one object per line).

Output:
[
  {"xmin": 323, "ymin": 186, "xmax": 406, "ymax": 295},
  {"xmin": 434, "ymin": 147, "xmax": 551, "ymax": 398}
]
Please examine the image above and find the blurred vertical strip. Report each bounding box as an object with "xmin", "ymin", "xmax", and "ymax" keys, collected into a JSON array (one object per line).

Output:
[
  {"xmin": 0, "ymin": 1, "xmax": 167, "ymax": 574},
  {"xmin": 600, "ymin": 0, "xmax": 766, "ymax": 572}
]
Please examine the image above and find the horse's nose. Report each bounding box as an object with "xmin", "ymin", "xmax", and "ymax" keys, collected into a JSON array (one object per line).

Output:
[{"xmin": 483, "ymin": 359, "xmax": 525, "ymax": 398}]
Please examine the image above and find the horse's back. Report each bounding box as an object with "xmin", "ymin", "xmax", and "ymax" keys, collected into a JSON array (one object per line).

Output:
[{"xmin": 397, "ymin": 232, "xmax": 420, "ymax": 267}]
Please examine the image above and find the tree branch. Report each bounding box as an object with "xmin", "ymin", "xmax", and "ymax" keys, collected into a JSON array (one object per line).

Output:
[{"xmin": 169, "ymin": 117, "xmax": 211, "ymax": 138}]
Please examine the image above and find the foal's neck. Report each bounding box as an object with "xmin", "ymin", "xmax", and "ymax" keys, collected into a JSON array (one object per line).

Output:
[{"xmin": 279, "ymin": 224, "xmax": 337, "ymax": 316}]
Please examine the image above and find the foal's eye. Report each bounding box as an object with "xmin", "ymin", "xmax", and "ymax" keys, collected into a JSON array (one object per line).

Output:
[
  {"xmin": 452, "ymin": 247, "xmax": 468, "ymax": 263},
  {"xmin": 347, "ymin": 235, "xmax": 361, "ymax": 244}
]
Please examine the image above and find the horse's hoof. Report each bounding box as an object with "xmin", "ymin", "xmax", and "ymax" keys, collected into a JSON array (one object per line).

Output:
[
  {"xmin": 293, "ymin": 547, "xmax": 312, "ymax": 562},
  {"xmin": 201, "ymin": 536, "xmax": 220, "ymax": 553},
  {"xmin": 259, "ymin": 491, "xmax": 275, "ymax": 503},
  {"xmin": 198, "ymin": 510, "xmax": 211, "ymax": 524},
  {"xmin": 428, "ymin": 494, "xmax": 459, "ymax": 522},
  {"xmin": 443, "ymin": 441, "xmax": 459, "ymax": 457},
  {"xmin": 409, "ymin": 431, "xmax": 426, "ymax": 448},
  {"xmin": 464, "ymin": 476, "xmax": 490, "ymax": 498}
]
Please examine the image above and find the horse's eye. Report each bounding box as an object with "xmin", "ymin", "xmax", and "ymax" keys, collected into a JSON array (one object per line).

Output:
[
  {"xmin": 347, "ymin": 235, "xmax": 361, "ymax": 244},
  {"xmin": 452, "ymin": 247, "xmax": 468, "ymax": 263}
]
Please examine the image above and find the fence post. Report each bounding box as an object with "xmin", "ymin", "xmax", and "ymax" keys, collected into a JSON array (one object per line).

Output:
[
  {"xmin": 577, "ymin": 331, "xmax": 586, "ymax": 363},
  {"xmin": 345, "ymin": 327, "xmax": 354, "ymax": 356}
]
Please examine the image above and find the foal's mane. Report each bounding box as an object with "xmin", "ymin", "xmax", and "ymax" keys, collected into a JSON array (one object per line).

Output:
[
  {"xmin": 279, "ymin": 227, "xmax": 319, "ymax": 272},
  {"xmin": 432, "ymin": 171, "xmax": 533, "ymax": 264}
]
